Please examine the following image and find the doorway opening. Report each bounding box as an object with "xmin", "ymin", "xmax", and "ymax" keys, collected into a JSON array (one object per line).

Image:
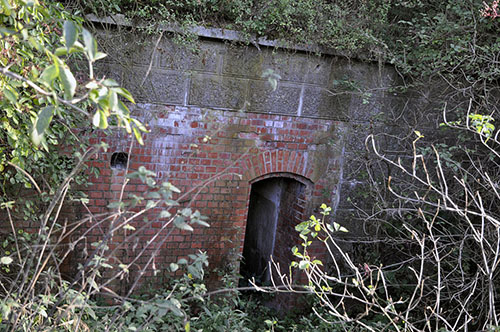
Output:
[{"xmin": 240, "ymin": 176, "xmax": 307, "ymax": 286}]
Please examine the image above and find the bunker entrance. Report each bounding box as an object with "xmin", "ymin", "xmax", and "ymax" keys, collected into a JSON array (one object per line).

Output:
[{"xmin": 241, "ymin": 177, "xmax": 306, "ymax": 285}]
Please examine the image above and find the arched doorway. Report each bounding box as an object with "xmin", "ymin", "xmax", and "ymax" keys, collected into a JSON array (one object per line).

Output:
[{"xmin": 240, "ymin": 175, "xmax": 309, "ymax": 285}]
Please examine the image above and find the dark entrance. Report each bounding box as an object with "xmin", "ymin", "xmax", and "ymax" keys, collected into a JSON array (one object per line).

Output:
[{"xmin": 240, "ymin": 176, "xmax": 307, "ymax": 285}]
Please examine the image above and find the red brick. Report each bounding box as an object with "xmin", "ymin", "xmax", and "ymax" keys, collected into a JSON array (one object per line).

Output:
[{"xmin": 67, "ymin": 107, "xmax": 341, "ymax": 290}]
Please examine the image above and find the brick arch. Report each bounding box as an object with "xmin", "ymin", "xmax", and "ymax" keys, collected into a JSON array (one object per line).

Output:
[
  {"xmin": 250, "ymin": 172, "xmax": 314, "ymax": 187},
  {"xmin": 241, "ymin": 150, "xmax": 314, "ymax": 183}
]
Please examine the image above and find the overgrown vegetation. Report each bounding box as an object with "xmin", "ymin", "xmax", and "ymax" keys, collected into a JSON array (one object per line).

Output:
[
  {"xmin": 0, "ymin": 1, "xmax": 338, "ymax": 331},
  {"xmin": 72, "ymin": 1, "xmax": 496, "ymax": 77},
  {"xmin": 2, "ymin": 0, "xmax": 500, "ymax": 331},
  {"xmin": 237, "ymin": 1, "xmax": 500, "ymax": 331}
]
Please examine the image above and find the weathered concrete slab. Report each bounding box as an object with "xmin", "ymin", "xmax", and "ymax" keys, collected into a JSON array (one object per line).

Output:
[
  {"xmin": 158, "ymin": 39, "xmax": 221, "ymax": 73},
  {"xmin": 125, "ymin": 67, "xmax": 187, "ymax": 104},
  {"xmin": 189, "ymin": 74, "xmax": 247, "ymax": 109},
  {"xmin": 301, "ymin": 86, "xmax": 350, "ymax": 119},
  {"xmin": 247, "ymin": 81, "xmax": 300, "ymax": 114},
  {"xmin": 221, "ymin": 46, "xmax": 263, "ymax": 78},
  {"xmin": 222, "ymin": 46, "xmax": 332, "ymax": 86},
  {"xmin": 330, "ymin": 58, "xmax": 400, "ymax": 90}
]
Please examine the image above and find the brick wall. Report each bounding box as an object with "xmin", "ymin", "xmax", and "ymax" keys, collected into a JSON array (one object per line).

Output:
[{"xmin": 77, "ymin": 104, "xmax": 342, "ymax": 288}]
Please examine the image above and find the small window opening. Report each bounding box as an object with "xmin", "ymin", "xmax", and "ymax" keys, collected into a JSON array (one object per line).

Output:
[{"xmin": 110, "ymin": 152, "xmax": 129, "ymax": 170}]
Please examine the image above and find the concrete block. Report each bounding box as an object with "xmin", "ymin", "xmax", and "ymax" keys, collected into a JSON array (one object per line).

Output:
[
  {"xmin": 247, "ymin": 80, "xmax": 300, "ymax": 115},
  {"xmin": 158, "ymin": 39, "xmax": 221, "ymax": 73},
  {"xmin": 330, "ymin": 58, "xmax": 400, "ymax": 90},
  {"xmin": 189, "ymin": 74, "xmax": 247, "ymax": 109},
  {"xmin": 222, "ymin": 46, "xmax": 263, "ymax": 78},
  {"xmin": 122, "ymin": 37, "xmax": 156, "ymax": 67},
  {"xmin": 95, "ymin": 29, "xmax": 157, "ymax": 67},
  {"xmin": 125, "ymin": 67, "xmax": 187, "ymax": 104},
  {"xmin": 302, "ymin": 54, "xmax": 333, "ymax": 85},
  {"xmin": 222, "ymin": 46, "xmax": 332, "ymax": 85},
  {"xmin": 301, "ymin": 86, "xmax": 350, "ymax": 120},
  {"xmin": 259, "ymin": 51, "xmax": 331, "ymax": 85}
]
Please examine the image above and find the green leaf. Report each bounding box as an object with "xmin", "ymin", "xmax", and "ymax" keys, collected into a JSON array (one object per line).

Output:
[
  {"xmin": 54, "ymin": 47, "xmax": 68, "ymax": 56},
  {"xmin": 108, "ymin": 90, "xmax": 118, "ymax": 111},
  {"xmin": 0, "ymin": 256, "xmax": 13, "ymax": 265},
  {"xmin": 166, "ymin": 299, "xmax": 184, "ymax": 317},
  {"xmin": 123, "ymin": 224, "xmax": 135, "ymax": 231},
  {"xmin": 103, "ymin": 79, "xmax": 119, "ymax": 87},
  {"xmin": 82, "ymin": 28, "xmax": 97, "ymax": 61},
  {"xmin": 117, "ymin": 100, "xmax": 130, "ymax": 118},
  {"xmin": 174, "ymin": 216, "xmax": 194, "ymax": 232},
  {"xmin": 312, "ymin": 259, "xmax": 323, "ymax": 265},
  {"xmin": 59, "ymin": 66, "xmax": 76, "ymax": 100},
  {"xmin": 85, "ymin": 306, "xmax": 97, "ymax": 320},
  {"xmin": 1, "ymin": 0, "xmax": 11, "ymax": 16},
  {"xmin": 85, "ymin": 81, "xmax": 99, "ymax": 90},
  {"xmin": 147, "ymin": 191, "xmax": 161, "ymax": 199},
  {"xmin": 163, "ymin": 182, "xmax": 181, "ymax": 193},
  {"xmin": 32, "ymin": 106, "xmax": 54, "ymax": 146},
  {"xmin": 131, "ymin": 118, "xmax": 147, "ymax": 132},
  {"xmin": 113, "ymin": 87, "xmax": 135, "ymax": 103},
  {"xmin": 3, "ymin": 86, "xmax": 17, "ymax": 103},
  {"xmin": 298, "ymin": 260, "xmax": 309, "ymax": 270},
  {"xmin": 159, "ymin": 210, "xmax": 171, "ymax": 218},
  {"xmin": 92, "ymin": 110, "xmax": 101, "ymax": 127},
  {"xmin": 0, "ymin": 27, "xmax": 16, "ymax": 36},
  {"xmin": 107, "ymin": 201, "xmax": 123, "ymax": 209},
  {"xmin": 181, "ymin": 208, "xmax": 192, "ymax": 217},
  {"xmin": 40, "ymin": 65, "xmax": 59, "ymax": 86},
  {"xmin": 63, "ymin": 20, "xmax": 77, "ymax": 50},
  {"xmin": 94, "ymin": 52, "xmax": 107, "ymax": 61},
  {"xmin": 339, "ymin": 226, "xmax": 349, "ymax": 233},
  {"xmin": 192, "ymin": 219, "xmax": 210, "ymax": 227},
  {"xmin": 133, "ymin": 127, "xmax": 144, "ymax": 145},
  {"xmin": 170, "ymin": 263, "xmax": 179, "ymax": 272},
  {"xmin": 93, "ymin": 110, "xmax": 108, "ymax": 129}
]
